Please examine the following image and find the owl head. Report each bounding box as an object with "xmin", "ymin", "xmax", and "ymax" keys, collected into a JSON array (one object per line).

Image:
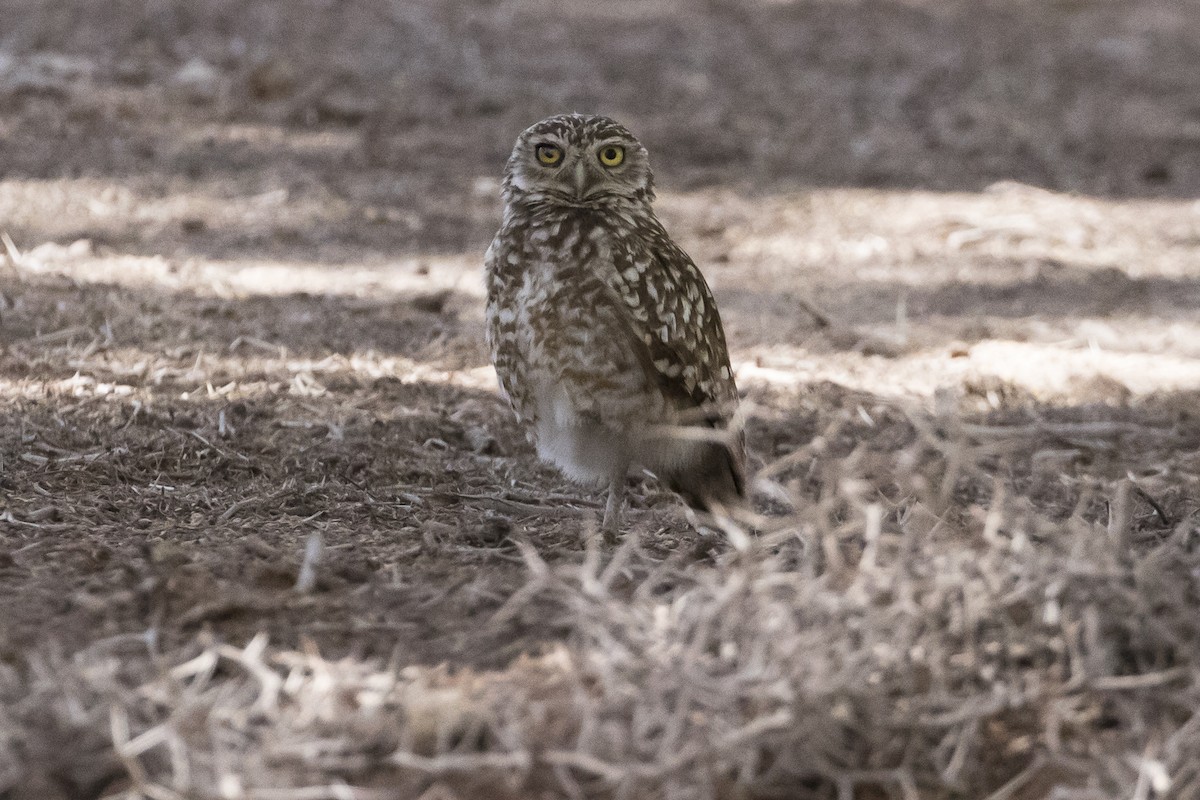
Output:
[{"xmin": 502, "ymin": 114, "xmax": 655, "ymax": 207}]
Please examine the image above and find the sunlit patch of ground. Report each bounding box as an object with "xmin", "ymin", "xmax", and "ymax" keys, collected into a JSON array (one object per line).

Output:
[{"xmin": 4, "ymin": 1, "xmax": 1200, "ymax": 796}]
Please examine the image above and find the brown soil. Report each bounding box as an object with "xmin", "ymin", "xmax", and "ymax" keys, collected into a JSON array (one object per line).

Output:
[{"xmin": 2, "ymin": 2, "xmax": 1200, "ymax": 798}]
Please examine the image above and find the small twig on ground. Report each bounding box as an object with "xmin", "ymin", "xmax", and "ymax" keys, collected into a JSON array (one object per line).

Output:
[
  {"xmin": 1, "ymin": 231, "xmax": 25, "ymax": 280},
  {"xmin": 176, "ymin": 593, "xmax": 267, "ymax": 626},
  {"xmin": 390, "ymin": 749, "xmax": 532, "ymax": 774},
  {"xmin": 183, "ymin": 428, "xmax": 252, "ymax": 463},
  {"xmin": 246, "ymin": 786, "xmax": 402, "ymax": 800},
  {"xmin": 219, "ymin": 485, "xmax": 291, "ymax": 522},
  {"xmin": 1131, "ymin": 485, "xmax": 1172, "ymax": 527},
  {"xmin": 229, "ymin": 335, "xmax": 288, "ymax": 357},
  {"xmin": 483, "ymin": 490, "xmax": 603, "ymax": 509},
  {"xmin": 453, "ymin": 493, "xmax": 597, "ymax": 517},
  {"xmin": 541, "ymin": 750, "xmax": 627, "ymax": 783},
  {"xmin": 1089, "ymin": 667, "xmax": 1191, "ymax": 692},
  {"xmin": 20, "ymin": 446, "xmax": 128, "ymax": 466},
  {"xmin": 980, "ymin": 754, "xmax": 1049, "ymax": 800},
  {"xmin": 796, "ymin": 294, "xmax": 832, "ymax": 328},
  {"xmin": 1107, "ymin": 480, "xmax": 1133, "ymax": 549},
  {"xmin": 960, "ymin": 421, "xmax": 1173, "ymax": 441},
  {"xmin": 295, "ymin": 530, "xmax": 324, "ymax": 594},
  {"xmin": 34, "ymin": 324, "xmax": 92, "ymax": 343}
]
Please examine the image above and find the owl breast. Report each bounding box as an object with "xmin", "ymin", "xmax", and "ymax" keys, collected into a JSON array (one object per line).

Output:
[{"xmin": 486, "ymin": 210, "xmax": 674, "ymax": 486}]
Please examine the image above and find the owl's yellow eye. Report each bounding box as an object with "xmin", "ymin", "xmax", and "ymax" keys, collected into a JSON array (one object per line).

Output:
[
  {"xmin": 598, "ymin": 145, "xmax": 625, "ymax": 167},
  {"xmin": 535, "ymin": 144, "xmax": 563, "ymax": 166}
]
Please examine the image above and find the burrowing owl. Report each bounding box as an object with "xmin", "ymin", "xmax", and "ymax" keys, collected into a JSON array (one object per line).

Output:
[{"xmin": 485, "ymin": 113, "xmax": 744, "ymax": 536}]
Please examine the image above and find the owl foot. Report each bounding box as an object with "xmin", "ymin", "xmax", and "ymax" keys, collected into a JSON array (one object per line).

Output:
[{"xmin": 601, "ymin": 462, "xmax": 629, "ymax": 544}]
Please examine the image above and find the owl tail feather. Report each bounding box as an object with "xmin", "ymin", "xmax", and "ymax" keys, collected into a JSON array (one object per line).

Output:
[{"xmin": 663, "ymin": 439, "xmax": 746, "ymax": 514}]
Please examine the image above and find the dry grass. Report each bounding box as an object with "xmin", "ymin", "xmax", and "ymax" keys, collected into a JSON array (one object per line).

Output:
[
  {"xmin": 4, "ymin": 386, "xmax": 1199, "ymax": 799},
  {"xmin": 4, "ymin": 0, "xmax": 1200, "ymax": 798}
]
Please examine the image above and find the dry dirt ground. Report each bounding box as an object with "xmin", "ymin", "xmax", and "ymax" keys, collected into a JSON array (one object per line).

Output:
[{"xmin": 2, "ymin": 1, "xmax": 1200, "ymax": 798}]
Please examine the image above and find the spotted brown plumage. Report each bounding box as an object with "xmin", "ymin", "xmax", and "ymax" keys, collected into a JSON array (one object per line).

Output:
[{"xmin": 485, "ymin": 113, "xmax": 744, "ymax": 536}]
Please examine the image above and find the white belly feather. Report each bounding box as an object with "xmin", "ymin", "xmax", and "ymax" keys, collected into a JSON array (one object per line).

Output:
[
  {"xmin": 531, "ymin": 379, "xmax": 628, "ymax": 487},
  {"xmin": 529, "ymin": 377, "xmax": 708, "ymax": 488}
]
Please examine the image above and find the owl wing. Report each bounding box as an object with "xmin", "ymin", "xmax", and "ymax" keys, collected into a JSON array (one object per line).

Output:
[
  {"xmin": 605, "ymin": 224, "xmax": 746, "ymax": 506},
  {"xmin": 484, "ymin": 236, "xmax": 530, "ymax": 419},
  {"xmin": 606, "ymin": 224, "xmax": 738, "ymax": 423}
]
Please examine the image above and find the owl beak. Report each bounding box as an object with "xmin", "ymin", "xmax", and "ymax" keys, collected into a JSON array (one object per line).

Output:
[{"xmin": 571, "ymin": 160, "xmax": 595, "ymax": 199}]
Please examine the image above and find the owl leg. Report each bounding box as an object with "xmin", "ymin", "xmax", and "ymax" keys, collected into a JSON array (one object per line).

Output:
[{"xmin": 601, "ymin": 460, "xmax": 629, "ymax": 542}]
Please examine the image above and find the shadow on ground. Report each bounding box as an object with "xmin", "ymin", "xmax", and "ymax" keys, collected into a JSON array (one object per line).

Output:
[{"xmin": 4, "ymin": 0, "xmax": 1200, "ymax": 201}]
